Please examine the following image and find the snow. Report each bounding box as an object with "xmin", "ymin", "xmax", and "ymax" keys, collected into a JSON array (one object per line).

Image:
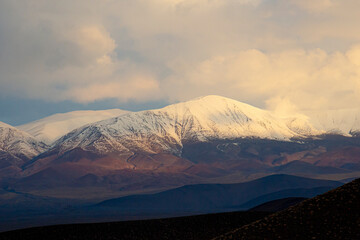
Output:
[
  {"xmin": 3, "ymin": 95, "xmax": 360, "ymax": 160},
  {"xmin": 53, "ymin": 95, "xmax": 323, "ymax": 155},
  {"xmin": 0, "ymin": 121, "xmax": 48, "ymax": 160},
  {"xmin": 18, "ymin": 109, "xmax": 130, "ymax": 144}
]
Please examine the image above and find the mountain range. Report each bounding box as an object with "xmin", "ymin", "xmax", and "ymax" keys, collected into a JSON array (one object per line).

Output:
[
  {"xmin": 0, "ymin": 96, "xmax": 359, "ymax": 216},
  {"xmin": 12, "ymin": 96, "xmax": 360, "ymax": 147},
  {"xmin": 0, "ymin": 96, "xmax": 359, "ymax": 196}
]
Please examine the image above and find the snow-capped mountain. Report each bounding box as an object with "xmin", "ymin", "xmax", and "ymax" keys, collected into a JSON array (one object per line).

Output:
[
  {"xmin": 52, "ymin": 95, "xmax": 320, "ymax": 156},
  {"xmin": 18, "ymin": 109, "xmax": 130, "ymax": 144},
  {"xmin": 0, "ymin": 121, "xmax": 48, "ymax": 171},
  {"xmin": 6, "ymin": 96, "xmax": 360, "ymax": 193}
]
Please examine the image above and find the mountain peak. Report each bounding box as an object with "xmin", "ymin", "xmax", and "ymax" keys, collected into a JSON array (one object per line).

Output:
[
  {"xmin": 191, "ymin": 94, "xmax": 235, "ymax": 102},
  {"xmin": 182, "ymin": 95, "xmax": 255, "ymax": 108},
  {"xmin": 159, "ymin": 95, "xmax": 265, "ymax": 119}
]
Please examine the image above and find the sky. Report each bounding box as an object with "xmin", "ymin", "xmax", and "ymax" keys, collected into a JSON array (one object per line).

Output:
[{"xmin": 1, "ymin": 0, "xmax": 360, "ymax": 125}]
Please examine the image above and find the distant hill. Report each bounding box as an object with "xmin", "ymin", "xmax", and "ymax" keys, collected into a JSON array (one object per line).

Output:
[
  {"xmin": 1, "ymin": 179, "xmax": 357, "ymax": 240},
  {"xmin": 0, "ymin": 174, "xmax": 341, "ymax": 233},
  {"xmin": 215, "ymin": 178, "xmax": 360, "ymax": 240},
  {"xmin": 95, "ymin": 174, "xmax": 342, "ymax": 214},
  {"xmin": 238, "ymin": 186, "xmax": 334, "ymax": 209}
]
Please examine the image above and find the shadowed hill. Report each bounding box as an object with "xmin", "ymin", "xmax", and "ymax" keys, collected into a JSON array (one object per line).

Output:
[
  {"xmin": 94, "ymin": 174, "xmax": 342, "ymax": 214},
  {"xmin": 215, "ymin": 178, "xmax": 360, "ymax": 240},
  {"xmin": 1, "ymin": 179, "xmax": 356, "ymax": 239},
  {"xmin": 0, "ymin": 211, "xmax": 270, "ymax": 240},
  {"xmin": 248, "ymin": 197, "xmax": 307, "ymax": 212},
  {"xmin": 238, "ymin": 186, "xmax": 333, "ymax": 210}
]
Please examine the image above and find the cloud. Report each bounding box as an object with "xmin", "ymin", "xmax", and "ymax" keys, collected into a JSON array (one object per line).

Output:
[
  {"xmin": 0, "ymin": 0, "xmax": 360, "ymax": 112},
  {"xmin": 72, "ymin": 25, "xmax": 116, "ymax": 64},
  {"xmin": 165, "ymin": 46, "xmax": 360, "ymax": 111},
  {"xmin": 265, "ymin": 97, "xmax": 300, "ymax": 118},
  {"xmin": 67, "ymin": 75, "xmax": 161, "ymax": 103},
  {"xmin": 289, "ymin": 0, "xmax": 335, "ymax": 12},
  {"xmin": 0, "ymin": 2, "xmax": 160, "ymax": 103},
  {"xmin": 346, "ymin": 44, "xmax": 360, "ymax": 66}
]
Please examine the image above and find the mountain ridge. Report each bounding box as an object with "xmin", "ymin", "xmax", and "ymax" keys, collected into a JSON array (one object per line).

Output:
[
  {"xmin": 1, "ymin": 95, "xmax": 360, "ymax": 193},
  {"xmin": 49, "ymin": 95, "xmax": 321, "ymax": 157},
  {"xmin": 17, "ymin": 109, "xmax": 130, "ymax": 144}
]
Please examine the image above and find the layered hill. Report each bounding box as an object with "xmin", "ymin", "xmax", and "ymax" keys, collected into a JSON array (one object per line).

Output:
[
  {"xmin": 0, "ymin": 175, "xmax": 341, "ymax": 233},
  {"xmin": 215, "ymin": 177, "xmax": 360, "ymax": 240},
  {"xmin": 95, "ymin": 174, "xmax": 341, "ymax": 214},
  {"xmin": 1, "ymin": 179, "xmax": 358, "ymax": 239},
  {"xmin": 0, "ymin": 95, "xmax": 359, "ymax": 199},
  {"xmin": 18, "ymin": 109, "xmax": 129, "ymax": 144}
]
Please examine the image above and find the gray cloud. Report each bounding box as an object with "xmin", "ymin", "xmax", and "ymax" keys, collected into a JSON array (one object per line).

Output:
[{"xmin": 0, "ymin": 0, "xmax": 360, "ymax": 112}]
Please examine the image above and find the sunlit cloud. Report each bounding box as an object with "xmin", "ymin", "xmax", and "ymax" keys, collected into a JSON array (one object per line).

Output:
[
  {"xmin": 165, "ymin": 46, "xmax": 360, "ymax": 111},
  {"xmin": 0, "ymin": 0, "xmax": 360, "ymax": 112}
]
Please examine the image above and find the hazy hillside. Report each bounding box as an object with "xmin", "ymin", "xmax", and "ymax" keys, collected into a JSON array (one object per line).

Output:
[{"xmin": 95, "ymin": 174, "xmax": 341, "ymax": 214}]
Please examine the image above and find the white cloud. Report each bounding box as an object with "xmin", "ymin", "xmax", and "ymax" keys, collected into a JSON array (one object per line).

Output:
[
  {"xmin": 165, "ymin": 46, "xmax": 360, "ymax": 111},
  {"xmin": 0, "ymin": 0, "xmax": 360, "ymax": 112}
]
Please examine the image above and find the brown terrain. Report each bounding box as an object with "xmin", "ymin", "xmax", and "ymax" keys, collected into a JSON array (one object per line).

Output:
[{"xmin": 2, "ymin": 137, "xmax": 359, "ymax": 201}]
